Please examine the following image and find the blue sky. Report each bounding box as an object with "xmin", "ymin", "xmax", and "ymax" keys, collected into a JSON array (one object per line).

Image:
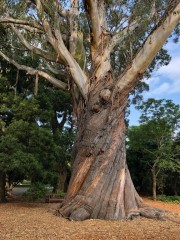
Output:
[{"xmin": 129, "ymin": 40, "xmax": 180, "ymax": 126}]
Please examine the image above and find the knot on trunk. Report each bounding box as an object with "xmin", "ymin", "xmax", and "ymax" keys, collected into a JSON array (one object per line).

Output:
[
  {"xmin": 100, "ymin": 89, "xmax": 111, "ymax": 103},
  {"xmin": 92, "ymin": 102, "xmax": 100, "ymax": 113}
]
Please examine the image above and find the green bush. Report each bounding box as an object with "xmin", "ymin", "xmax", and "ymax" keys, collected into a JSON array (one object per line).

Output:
[
  {"xmin": 55, "ymin": 189, "xmax": 66, "ymax": 197},
  {"xmin": 157, "ymin": 195, "xmax": 180, "ymax": 204},
  {"xmin": 24, "ymin": 182, "xmax": 48, "ymax": 201}
]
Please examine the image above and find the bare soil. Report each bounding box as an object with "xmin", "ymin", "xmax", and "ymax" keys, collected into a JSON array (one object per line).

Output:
[{"xmin": 0, "ymin": 197, "xmax": 179, "ymax": 240}]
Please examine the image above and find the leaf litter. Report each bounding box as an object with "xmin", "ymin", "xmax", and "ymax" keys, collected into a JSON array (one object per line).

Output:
[{"xmin": 0, "ymin": 197, "xmax": 179, "ymax": 240}]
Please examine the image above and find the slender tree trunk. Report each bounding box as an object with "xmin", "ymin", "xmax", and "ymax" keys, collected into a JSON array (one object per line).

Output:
[
  {"xmin": 0, "ymin": 171, "xmax": 6, "ymax": 203},
  {"xmin": 56, "ymin": 166, "xmax": 68, "ymax": 193},
  {"xmin": 58, "ymin": 73, "xmax": 163, "ymax": 220},
  {"xmin": 151, "ymin": 168, "xmax": 157, "ymax": 201},
  {"xmin": 5, "ymin": 174, "xmax": 13, "ymax": 198}
]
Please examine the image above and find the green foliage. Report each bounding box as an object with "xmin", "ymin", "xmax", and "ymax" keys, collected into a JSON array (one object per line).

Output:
[
  {"xmin": 136, "ymin": 98, "xmax": 180, "ymax": 132},
  {"xmin": 0, "ymin": 59, "xmax": 74, "ymax": 192},
  {"xmin": 127, "ymin": 98, "xmax": 180, "ymax": 196},
  {"xmin": 55, "ymin": 189, "xmax": 66, "ymax": 197},
  {"xmin": 157, "ymin": 195, "xmax": 180, "ymax": 204},
  {"xmin": 24, "ymin": 182, "xmax": 48, "ymax": 201}
]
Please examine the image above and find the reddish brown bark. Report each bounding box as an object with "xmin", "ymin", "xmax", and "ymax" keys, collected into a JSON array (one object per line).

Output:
[{"xmin": 58, "ymin": 73, "xmax": 164, "ymax": 221}]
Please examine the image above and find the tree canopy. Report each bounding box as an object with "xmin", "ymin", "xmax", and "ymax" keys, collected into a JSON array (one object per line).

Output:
[
  {"xmin": 0, "ymin": 59, "xmax": 75, "ymax": 199},
  {"xmin": 0, "ymin": 1, "xmax": 179, "ymax": 103}
]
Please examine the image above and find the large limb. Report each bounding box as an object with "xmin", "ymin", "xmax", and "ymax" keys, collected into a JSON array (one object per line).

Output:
[
  {"xmin": 115, "ymin": 3, "xmax": 180, "ymax": 95},
  {"xmin": 0, "ymin": 17, "xmax": 43, "ymax": 31},
  {"xmin": 85, "ymin": 0, "xmax": 107, "ymax": 50},
  {"xmin": 35, "ymin": 0, "xmax": 88, "ymax": 99},
  {"xmin": 94, "ymin": 1, "xmax": 158, "ymax": 80},
  {"xmin": 68, "ymin": 0, "xmax": 79, "ymax": 57},
  {"xmin": 0, "ymin": 51, "xmax": 67, "ymax": 91},
  {"xmin": 94, "ymin": 21, "xmax": 140, "ymax": 80}
]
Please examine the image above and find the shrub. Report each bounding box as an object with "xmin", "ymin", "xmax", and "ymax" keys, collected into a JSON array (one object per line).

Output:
[
  {"xmin": 157, "ymin": 195, "xmax": 180, "ymax": 204},
  {"xmin": 24, "ymin": 182, "xmax": 48, "ymax": 201},
  {"xmin": 55, "ymin": 189, "xmax": 66, "ymax": 197}
]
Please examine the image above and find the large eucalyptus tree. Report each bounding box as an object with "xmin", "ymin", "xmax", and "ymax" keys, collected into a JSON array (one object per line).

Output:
[{"xmin": 0, "ymin": 0, "xmax": 179, "ymax": 220}]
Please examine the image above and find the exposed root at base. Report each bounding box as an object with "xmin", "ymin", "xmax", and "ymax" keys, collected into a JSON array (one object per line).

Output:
[
  {"xmin": 56, "ymin": 209, "xmax": 71, "ymax": 220},
  {"xmin": 127, "ymin": 206, "xmax": 167, "ymax": 221},
  {"xmin": 56, "ymin": 205, "xmax": 170, "ymax": 221}
]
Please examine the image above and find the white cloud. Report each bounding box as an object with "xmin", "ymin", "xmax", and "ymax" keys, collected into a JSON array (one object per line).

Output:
[
  {"xmin": 145, "ymin": 55, "xmax": 180, "ymax": 97},
  {"xmin": 164, "ymin": 41, "xmax": 180, "ymax": 58},
  {"xmin": 158, "ymin": 57, "xmax": 180, "ymax": 79}
]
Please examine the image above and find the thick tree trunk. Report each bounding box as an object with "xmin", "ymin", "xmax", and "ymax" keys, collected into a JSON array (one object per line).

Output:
[
  {"xmin": 0, "ymin": 171, "xmax": 6, "ymax": 203},
  {"xmin": 58, "ymin": 73, "xmax": 164, "ymax": 220}
]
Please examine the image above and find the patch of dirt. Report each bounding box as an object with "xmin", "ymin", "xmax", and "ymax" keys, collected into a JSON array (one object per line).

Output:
[{"xmin": 0, "ymin": 197, "xmax": 179, "ymax": 240}]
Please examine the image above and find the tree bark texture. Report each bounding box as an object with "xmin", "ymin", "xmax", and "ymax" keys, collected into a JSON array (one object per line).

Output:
[{"xmin": 58, "ymin": 73, "xmax": 163, "ymax": 220}]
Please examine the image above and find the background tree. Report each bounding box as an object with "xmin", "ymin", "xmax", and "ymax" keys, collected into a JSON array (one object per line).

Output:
[
  {"xmin": 0, "ymin": 0, "xmax": 179, "ymax": 220},
  {"xmin": 0, "ymin": 60, "xmax": 74, "ymax": 199},
  {"xmin": 36, "ymin": 85, "xmax": 74, "ymax": 192},
  {"xmin": 127, "ymin": 99, "xmax": 180, "ymax": 200},
  {"xmin": 127, "ymin": 121, "xmax": 173, "ymax": 200}
]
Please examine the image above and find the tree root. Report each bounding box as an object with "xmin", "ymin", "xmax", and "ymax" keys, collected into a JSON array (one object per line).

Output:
[
  {"xmin": 57, "ymin": 205, "xmax": 169, "ymax": 221},
  {"xmin": 126, "ymin": 206, "xmax": 168, "ymax": 221},
  {"xmin": 126, "ymin": 211, "xmax": 140, "ymax": 220},
  {"xmin": 55, "ymin": 209, "xmax": 71, "ymax": 220}
]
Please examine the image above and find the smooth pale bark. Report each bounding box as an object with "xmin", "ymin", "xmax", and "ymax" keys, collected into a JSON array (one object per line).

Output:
[
  {"xmin": 0, "ymin": 51, "xmax": 68, "ymax": 90},
  {"xmin": 115, "ymin": 3, "xmax": 180, "ymax": 94}
]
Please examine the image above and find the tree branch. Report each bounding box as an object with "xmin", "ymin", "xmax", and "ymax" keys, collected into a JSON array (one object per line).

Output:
[
  {"xmin": 48, "ymin": 0, "xmax": 68, "ymax": 18},
  {"xmin": 54, "ymin": 20, "xmax": 88, "ymax": 99},
  {"xmin": 10, "ymin": 24, "xmax": 57, "ymax": 63},
  {"xmin": 69, "ymin": 0, "xmax": 79, "ymax": 56},
  {"xmin": 108, "ymin": 0, "xmax": 159, "ymax": 54},
  {"xmin": 115, "ymin": 3, "xmax": 180, "ymax": 95},
  {"xmin": 92, "ymin": 0, "xmax": 159, "ymax": 80},
  {"xmin": 35, "ymin": 0, "xmax": 66, "ymax": 63},
  {"xmin": 15, "ymin": 24, "xmax": 44, "ymax": 34},
  {"xmin": 0, "ymin": 17, "xmax": 43, "ymax": 31},
  {"xmin": 0, "ymin": 51, "xmax": 68, "ymax": 91},
  {"xmin": 109, "ymin": 21, "xmax": 139, "ymax": 53},
  {"xmin": 85, "ymin": 0, "xmax": 106, "ymax": 48},
  {"xmin": 34, "ymin": 0, "xmax": 88, "ymax": 99},
  {"xmin": 94, "ymin": 21, "xmax": 140, "ymax": 80},
  {"xmin": 46, "ymin": 63, "xmax": 66, "ymax": 76}
]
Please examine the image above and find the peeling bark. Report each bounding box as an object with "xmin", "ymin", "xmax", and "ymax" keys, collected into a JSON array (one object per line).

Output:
[{"xmin": 58, "ymin": 72, "xmax": 163, "ymax": 220}]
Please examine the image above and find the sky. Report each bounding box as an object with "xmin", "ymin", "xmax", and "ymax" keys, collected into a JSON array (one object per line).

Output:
[{"xmin": 129, "ymin": 40, "xmax": 180, "ymax": 126}]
